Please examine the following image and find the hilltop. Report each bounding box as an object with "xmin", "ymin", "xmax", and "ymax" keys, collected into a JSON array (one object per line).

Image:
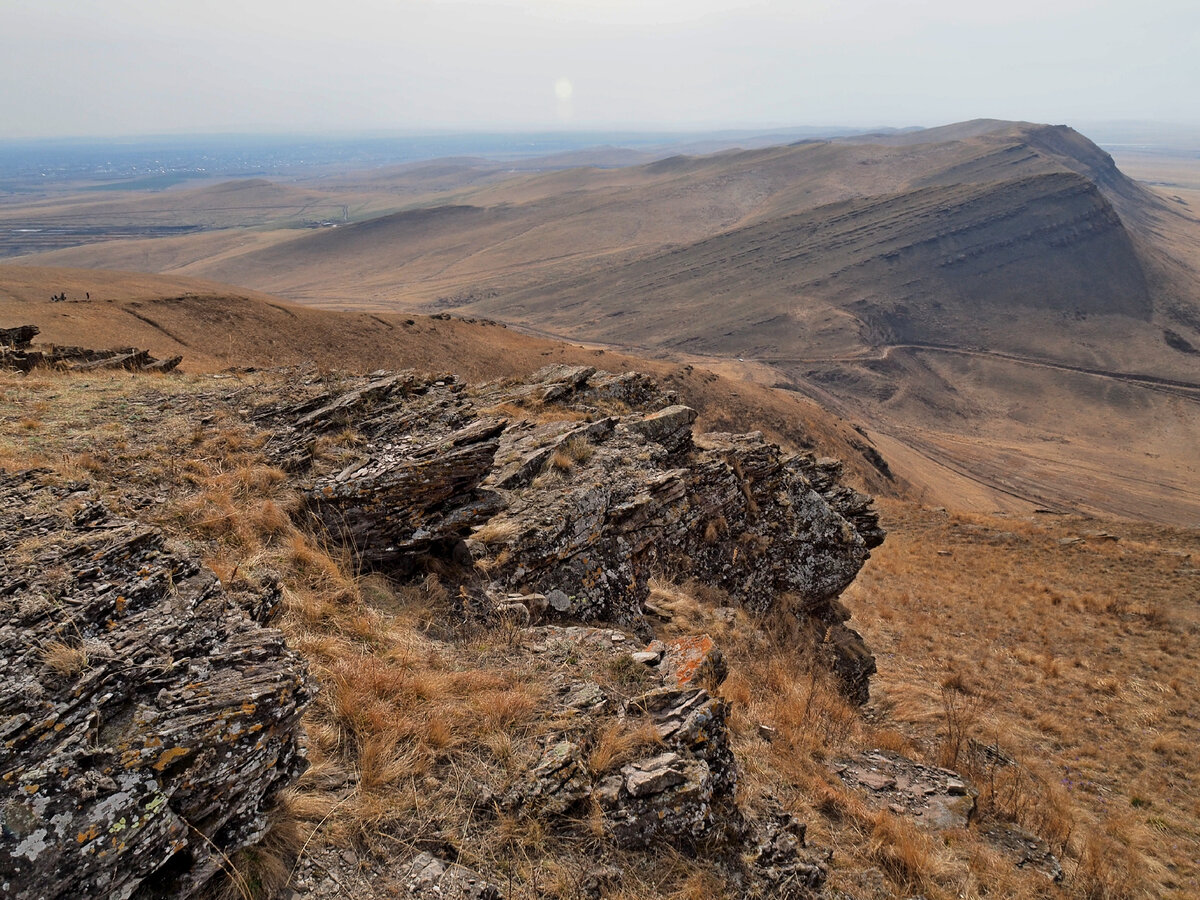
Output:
[{"xmin": 1, "ymin": 327, "xmax": 1196, "ymax": 899}]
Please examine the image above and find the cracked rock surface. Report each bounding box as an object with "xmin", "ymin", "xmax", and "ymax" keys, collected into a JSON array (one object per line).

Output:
[{"xmin": 0, "ymin": 470, "xmax": 312, "ymax": 900}]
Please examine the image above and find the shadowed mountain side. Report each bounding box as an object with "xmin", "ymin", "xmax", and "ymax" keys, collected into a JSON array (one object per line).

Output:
[{"xmin": 459, "ymin": 172, "xmax": 1153, "ymax": 359}]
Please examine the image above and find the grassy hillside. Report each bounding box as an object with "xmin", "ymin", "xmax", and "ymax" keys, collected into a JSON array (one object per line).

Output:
[{"xmin": 2, "ymin": 358, "xmax": 1195, "ymax": 899}]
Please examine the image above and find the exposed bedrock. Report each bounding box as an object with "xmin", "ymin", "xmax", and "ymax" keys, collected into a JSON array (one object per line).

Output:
[
  {"xmin": 272, "ymin": 364, "xmax": 883, "ymax": 703},
  {"xmin": 0, "ymin": 470, "xmax": 312, "ymax": 900}
]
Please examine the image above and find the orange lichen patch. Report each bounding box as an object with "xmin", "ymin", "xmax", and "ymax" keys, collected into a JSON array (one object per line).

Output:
[
  {"xmin": 661, "ymin": 634, "xmax": 723, "ymax": 688},
  {"xmin": 152, "ymin": 747, "xmax": 191, "ymax": 772},
  {"xmin": 77, "ymin": 824, "xmax": 101, "ymax": 843}
]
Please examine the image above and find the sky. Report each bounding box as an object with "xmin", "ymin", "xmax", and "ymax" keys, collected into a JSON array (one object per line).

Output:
[{"xmin": 2, "ymin": 0, "xmax": 1198, "ymax": 139}]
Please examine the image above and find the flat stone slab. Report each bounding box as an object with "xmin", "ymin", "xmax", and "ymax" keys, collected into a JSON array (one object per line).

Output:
[{"xmin": 831, "ymin": 750, "xmax": 977, "ymax": 830}]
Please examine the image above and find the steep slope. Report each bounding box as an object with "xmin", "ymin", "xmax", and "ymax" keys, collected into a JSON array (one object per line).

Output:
[{"xmin": 468, "ymin": 171, "xmax": 1154, "ymax": 360}]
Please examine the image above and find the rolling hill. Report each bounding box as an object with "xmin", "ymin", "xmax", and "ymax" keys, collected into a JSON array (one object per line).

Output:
[{"xmin": 4, "ymin": 120, "xmax": 1199, "ymax": 523}]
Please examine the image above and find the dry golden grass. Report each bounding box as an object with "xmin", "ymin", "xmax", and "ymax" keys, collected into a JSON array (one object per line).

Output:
[
  {"xmin": 845, "ymin": 499, "xmax": 1200, "ymax": 898},
  {"xmin": 587, "ymin": 720, "xmax": 664, "ymax": 776},
  {"xmin": 472, "ymin": 517, "xmax": 521, "ymax": 546},
  {"xmin": 6, "ymin": 365, "xmax": 1196, "ymax": 899},
  {"xmin": 41, "ymin": 640, "xmax": 89, "ymax": 676}
]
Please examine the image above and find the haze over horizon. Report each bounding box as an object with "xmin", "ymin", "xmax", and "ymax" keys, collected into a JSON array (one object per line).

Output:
[{"xmin": 3, "ymin": 0, "xmax": 1199, "ymax": 140}]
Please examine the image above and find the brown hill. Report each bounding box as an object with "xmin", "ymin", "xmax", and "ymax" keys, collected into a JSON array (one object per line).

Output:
[
  {"xmin": 0, "ymin": 263, "xmax": 900, "ymax": 497},
  {"xmin": 6, "ymin": 121, "xmax": 1199, "ymax": 523}
]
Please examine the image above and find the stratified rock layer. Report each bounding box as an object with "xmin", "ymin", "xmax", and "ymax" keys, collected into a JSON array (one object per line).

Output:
[
  {"xmin": 0, "ymin": 470, "xmax": 311, "ymax": 900},
  {"xmin": 0, "ymin": 325, "xmax": 182, "ymax": 373},
  {"xmin": 266, "ymin": 364, "xmax": 883, "ymax": 702}
]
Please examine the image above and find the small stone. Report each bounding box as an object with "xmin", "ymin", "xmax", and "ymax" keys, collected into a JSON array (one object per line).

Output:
[
  {"xmin": 624, "ymin": 752, "xmax": 687, "ymax": 797},
  {"xmin": 547, "ymin": 589, "xmax": 572, "ymax": 612},
  {"xmin": 593, "ymin": 775, "xmax": 624, "ymax": 806},
  {"xmin": 858, "ymin": 770, "xmax": 897, "ymax": 792}
]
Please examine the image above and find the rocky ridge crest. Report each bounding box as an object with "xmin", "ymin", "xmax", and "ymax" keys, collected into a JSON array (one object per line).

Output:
[
  {"xmin": 2, "ymin": 361, "xmax": 884, "ymax": 898},
  {"xmin": 264, "ymin": 364, "xmax": 883, "ymax": 704}
]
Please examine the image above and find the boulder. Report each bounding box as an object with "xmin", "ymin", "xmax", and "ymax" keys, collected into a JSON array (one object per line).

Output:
[
  {"xmin": 745, "ymin": 811, "xmax": 829, "ymax": 897},
  {"xmin": 502, "ymin": 740, "xmax": 590, "ymax": 816}
]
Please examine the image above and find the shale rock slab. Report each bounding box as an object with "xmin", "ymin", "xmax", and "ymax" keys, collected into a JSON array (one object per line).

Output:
[{"xmin": 0, "ymin": 470, "xmax": 312, "ymax": 900}]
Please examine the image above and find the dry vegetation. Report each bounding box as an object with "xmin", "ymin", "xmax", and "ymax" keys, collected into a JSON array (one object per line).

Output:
[
  {"xmin": 3, "ymin": 364, "xmax": 1197, "ymax": 900},
  {"xmin": 845, "ymin": 500, "xmax": 1200, "ymax": 899}
]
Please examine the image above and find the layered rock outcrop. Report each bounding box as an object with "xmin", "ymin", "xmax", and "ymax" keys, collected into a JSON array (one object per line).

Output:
[
  {"xmin": 0, "ymin": 470, "xmax": 311, "ymax": 900},
  {"xmin": 0, "ymin": 324, "xmax": 182, "ymax": 373},
  {"xmin": 266, "ymin": 364, "xmax": 882, "ymax": 703}
]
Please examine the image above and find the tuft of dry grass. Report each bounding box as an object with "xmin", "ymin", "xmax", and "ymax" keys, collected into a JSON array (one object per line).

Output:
[
  {"xmin": 866, "ymin": 809, "xmax": 943, "ymax": 891},
  {"xmin": 588, "ymin": 720, "xmax": 663, "ymax": 775},
  {"xmin": 473, "ymin": 517, "xmax": 521, "ymax": 546},
  {"xmin": 41, "ymin": 640, "xmax": 88, "ymax": 676}
]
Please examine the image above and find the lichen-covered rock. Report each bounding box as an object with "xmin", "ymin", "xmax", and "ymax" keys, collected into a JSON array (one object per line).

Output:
[
  {"xmin": 268, "ymin": 365, "xmax": 883, "ymax": 700},
  {"xmin": 0, "ymin": 470, "xmax": 311, "ymax": 900},
  {"xmin": 652, "ymin": 634, "xmax": 728, "ymax": 689},
  {"xmin": 305, "ymin": 416, "xmax": 507, "ymax": 568},
  {"xmin": 597, "ymin": 751, "xmax": 717, "ymax": 847},
  {"xmin": 821, "ymin": 622, "xmax": 877, "ymax": 707},
  {"xmin": 629, "ymin": 687, "xmax": 738, "ymax": 797},
  {"xmin": 481, "ymin": 418, "xmax": 878, "ymax": 643},
  {"xmin": 744, "ymin": 811, "xmax": 830, "ymax": 898},
  {"xmin": 502, "ymin": 740, "xmax": 591, "ymax": 816}
]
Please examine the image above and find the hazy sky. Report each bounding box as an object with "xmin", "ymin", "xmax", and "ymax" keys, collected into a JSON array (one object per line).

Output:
[{"xmin": 2, "ymin": 0, "xmax": 1197, "ymax": 138}]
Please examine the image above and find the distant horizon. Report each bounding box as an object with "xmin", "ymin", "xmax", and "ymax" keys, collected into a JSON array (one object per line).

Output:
[{"xmin": 2, "ymin": 117, "xmax": 1200, "ymax": 148}]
